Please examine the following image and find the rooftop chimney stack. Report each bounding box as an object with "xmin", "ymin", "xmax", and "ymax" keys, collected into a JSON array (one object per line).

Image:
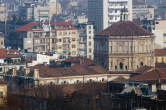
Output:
[
  {"xmin": 12, "ymin": 68, "xmax": 17, "ymax": 76},
  {"xmin": 4, "ymin": 67, "xmax": 9, "ymax": 73},
  {"xmin": 25, "ymin": 68, "xmax": 30, "ymax": 76},
  {"xmin": 33, "ymin": 69, "xmax": 39, "ymax": 79}
]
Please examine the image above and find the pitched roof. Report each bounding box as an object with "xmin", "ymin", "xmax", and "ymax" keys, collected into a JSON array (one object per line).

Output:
[
  {"xmin": 30, "ymin": 64, "xmax": 108, "ymax": 78},
  {"xmin": 13, "ymin": 21, "xmax": 76, "ymax": 32},
  {"xmin": 64, "ymin": 57, "xmax": 94, "ymax": 66},
  {"xmin": 155, "ymin": 49, "xmax": 166, "ymax": 56},
  {"xmin": 98, "ymin": 21, "xmax": 153, "ymax": 36},
  {"xmin": 130, "ymin": 68, "xmax": 166, "ymax": 82},
  {"xmin": 0, "ymin": 49, "xmax": 21, "ymax": 59}
]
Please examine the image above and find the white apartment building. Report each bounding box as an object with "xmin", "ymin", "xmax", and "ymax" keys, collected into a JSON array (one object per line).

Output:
[
  {"xmin": 152, "ymin": 20, "xmax": 166, "ymax": 49},
  {"xmin": 88, "ymin": 0, "xmax": 133, "ymax": 32},
  {"xmin": 78, "ymin": 23, "xmax": 94, "ymax": 60}
]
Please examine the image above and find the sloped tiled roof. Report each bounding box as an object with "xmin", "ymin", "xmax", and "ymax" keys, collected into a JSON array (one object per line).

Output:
[
  {"xmin": 30, "ymin": 64, "xmax": 108, "ymax": 78},
  {"xmin": 155, "ymin": 49, "xmax": 166, "ymax": 56},
  {"xmin": 0, "ymin": 49, "xmax": 21, "ymax": 58},
  {"xmin": 13, "ymin": 21, "xmax": 76, "ymax": 32},
  {"xmin": 130, "ymin": 68, "xmax": 166, "ymax": 82},
  {"xmin": 98, "ymin": 21, "xmax": 153, "ymax": 36},
  {"xmin": 64, "ymin": 57, "xmax": 94, "ymax": 66}
]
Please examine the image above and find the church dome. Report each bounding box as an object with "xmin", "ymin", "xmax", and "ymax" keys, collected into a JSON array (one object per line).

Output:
[{"xmin": 99, "ymin": 21, "xmax": 153, "ymax": 36}]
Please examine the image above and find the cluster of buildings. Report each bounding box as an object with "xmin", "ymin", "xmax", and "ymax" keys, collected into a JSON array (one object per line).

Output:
[{"xmin": 0, "ymin": 0, "xmax": 166, "ymax": 109}]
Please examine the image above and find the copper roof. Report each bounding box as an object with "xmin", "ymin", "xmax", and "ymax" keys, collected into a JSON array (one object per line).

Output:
[
  {"xmin": 130, "ymin": 68, "xmax": 166, "ymax": 82},
  {"xmin": 30, "ymin": 64, "xmax": 108, "ymax": 78},
  {"xmin": 155, "ymin": 49, "xmax": 166, "ymax": 56},
  {"xmin": 98, "ymin": 21, "xmax": 153, "ymax": 36}
]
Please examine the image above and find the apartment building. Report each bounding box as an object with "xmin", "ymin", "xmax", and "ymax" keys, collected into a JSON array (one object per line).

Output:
[
  {"xmin": 0, "ymin": 32, "xmax": 4, "ymax": 49},
  {"xmin": 0, "ymin": 4, "xmax": 5, "ymax": 22},
  {"xmin": 88, "ymin": 0, "xmax": 132, "ymax": 32},
  {"xmin": 77, "ymin": 23, "xmax": 94, "ymax": 60},
  {"xmin": 152, "ymin": 20, "xmax": 166, "ymax": 49},
  {"xmin": 11, "ymin": 21, "xmax": 78, "ymax": 57},
  {"xmin": 133, "ymin": 5, "xmax": 155, "ymax": 20}
]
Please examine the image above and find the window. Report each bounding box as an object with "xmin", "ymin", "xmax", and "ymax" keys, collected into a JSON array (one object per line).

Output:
[
  {"xmin": 162, "ymin": 57, "xmax": 164, "ymax": 63},
  {"xmin": 89, "ymin": 31, "xmax": 91, "ymax": 34},
  {"xmin": 89, "ymin": 36, "xmax": 91, "ymax": 39},
  {"xmin": 0, "ymin": 92, "xmax": 3, "ymax": 98},
  {"xmin": 89, "ymin": 26, "xmax": 91, "ymax": 29},
  {"xmin": 115, "ymin": 66, "xmax": 117, "ymax": 70},
  {"xmin": 72, "ymin": 38, "xmax": 76, "ymax": 41},
  {"xmin": 59, "ymin": 39, "xmax": 62, "ymax": 42},
  {"xmin": 125, "ymin": 66, "xmax": 128, "ymax": 70},
  {"xmin": 140, "ymin": 62, "xmax": 144, "ymax": 66},
  {"xmin": 72, "ymin": 51, "xmax": 76, "ymax": 55},
  {"xmin": 72, "ymin": 32, "xmax": 76, "ymax": 34},
  {"xmin": 89, "ymin": 48, "xmax": 92, "ymax": 53},
  {"xmin": 89, "ymin": 41, "xmax": 91, "ymax": 46},
  {"xmin": 120, "ymin": 62, "xmax": 123, "ymax": 70},
  {"xmin": 72, "ymin": 45, "xmax": 76, "ymax": 48}
]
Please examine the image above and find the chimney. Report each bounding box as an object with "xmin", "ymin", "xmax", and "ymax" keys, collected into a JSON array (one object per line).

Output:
[
  {"xmin": 12, "ymin": 68, "xmax": 17, "ymax": 76},
  {"xmin": 25, "ymin": 68, "xmax": 30, "ymax": 76},
  {"xmin": 33, "ymin": 69, "xmax": 39, "ymax": 79},
  {"xmin": 4, "ymin": 67, "xmax": 9, "ymax": 73}
]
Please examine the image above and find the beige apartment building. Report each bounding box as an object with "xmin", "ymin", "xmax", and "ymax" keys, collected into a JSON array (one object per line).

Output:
[
  {"xmin": 0, "ymin": 32, "xmax": 4, "ymax": 49},
  {"xmin": 12, "ymin": 21, "xmax": 78, "ymax": 57},
  {"xmin": 0, "ymin": 4, "xmax": 6, "ymax": 22}
]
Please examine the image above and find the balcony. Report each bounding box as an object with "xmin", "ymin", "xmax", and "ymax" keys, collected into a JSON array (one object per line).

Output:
[
  {"xmin": 108, "ymin": 13, "xmax": 120, "ymax": 16},
  {"xmin": 109, "ymin": 6, "xmax": 128, "ymax": 9}
]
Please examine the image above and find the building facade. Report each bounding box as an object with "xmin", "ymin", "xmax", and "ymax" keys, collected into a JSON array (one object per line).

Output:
[
  {"xmin": 133, "ymin": 5, "xmax": 155, "ymax": 20},
  {"xmin": 94, "ymin": 21, "xmax": 155, "ymax": 72},
  {"xmin": 12, "ymin": 21, "xmax": 78, "ymax": 57},
  {"xmin": 88, "ymin": 0, "xmax": 133, "ymax": 32},
  {"xmin": 152, "ymin": 20, "xmax": 166, "ymax": 49},
  {"xmin": 77, "ymin": 23, "xmax": 94, "ymax": 60},
  {"xmin": 0, "ymin": 32, "xmax": 4, "ymax": 49}
]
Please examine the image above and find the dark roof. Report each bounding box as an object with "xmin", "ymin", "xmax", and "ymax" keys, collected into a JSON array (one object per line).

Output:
[
  {"xmin": 155, "ymin": 49, "xmax": 166, "ymax": 56},
  {"xmin": 112, "ymin": 77, "xmax": 127, "ymax": 82},
  {"xmin": 130, "ymin": 68, "xmax": 166, "ymax": 82},
  {"xmin": 30, "ymin": 64, "xmax": 108, "ymax": 77},
  {"xmin": 0, "ymin": 80, "xmax": 7, "ymax": 84},
  {"xmin": 64, "ymin": 57, "xmax": 94, "ymax": 66},
  {"xmin": 98, "ymin": 21, "xmax": 153, "ymax": 36}
]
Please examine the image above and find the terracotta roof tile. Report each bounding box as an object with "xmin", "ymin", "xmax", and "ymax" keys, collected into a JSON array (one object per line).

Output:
[
  {"xmin": 13, "ymin": 21, "xmax": 75, "ymax": 32},
  {"xmin": 30, "ymin": 64, "xmax": 108, "ymax": 77},
  {"xmin": 130, "ymin": 68, "xmax": 166, "ymax": 82},
  {"xmin": 155, "ymin": 49, "xmax": 166, "ymax": 56},
  {"xmin": 0, "ymin": 49, "xmax": 21, "ymax": 58},
  {"xmin": 64, "ymin": 57, "xmax": 94, "ymax": 66},
  {"xmin": 98, "ymin": 21, "xmax": 153, "ymax": 36}
]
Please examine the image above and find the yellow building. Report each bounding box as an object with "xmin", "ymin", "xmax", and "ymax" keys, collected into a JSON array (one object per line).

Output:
[
  {"xmin": 155, "ymin": 49, "xmax": 166, "ymax": 63},
  {"xmin": 14, "ymin": 21, "xmax": 78, "ymax": 57},
  {"xmin": 56, "ymin": 28, "xmax": 78, "ymax": 57},
  {"xmin": 0, "ymin": 5, "xmax": 6, "ymax": 22},
  {"xmin": 49, "ymin": 0, "xmax": 62, "ymax": 18},
  {"xmin": 0, "ymin": 80, "xmax": 7, "ymax": 104},
  {"xmin": 0, "ymin": 32, "xmax": 4, "ymax": 49}
]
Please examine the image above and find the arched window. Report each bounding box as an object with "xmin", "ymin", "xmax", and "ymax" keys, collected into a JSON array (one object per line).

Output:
[
  {"xmin": 115, "ymin": 66, "xmax": 117, "ymax": 70},
  {"xmin": 140, "ymin": 62, "xmax": 144, "ymax": 66},
  {"xmin": 125, "ymin": 66, "xmax": 128, "ymax": 70},
  {"xmin": 120, "ymin": 62, "xmax": 123, "ymax": 70}
]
